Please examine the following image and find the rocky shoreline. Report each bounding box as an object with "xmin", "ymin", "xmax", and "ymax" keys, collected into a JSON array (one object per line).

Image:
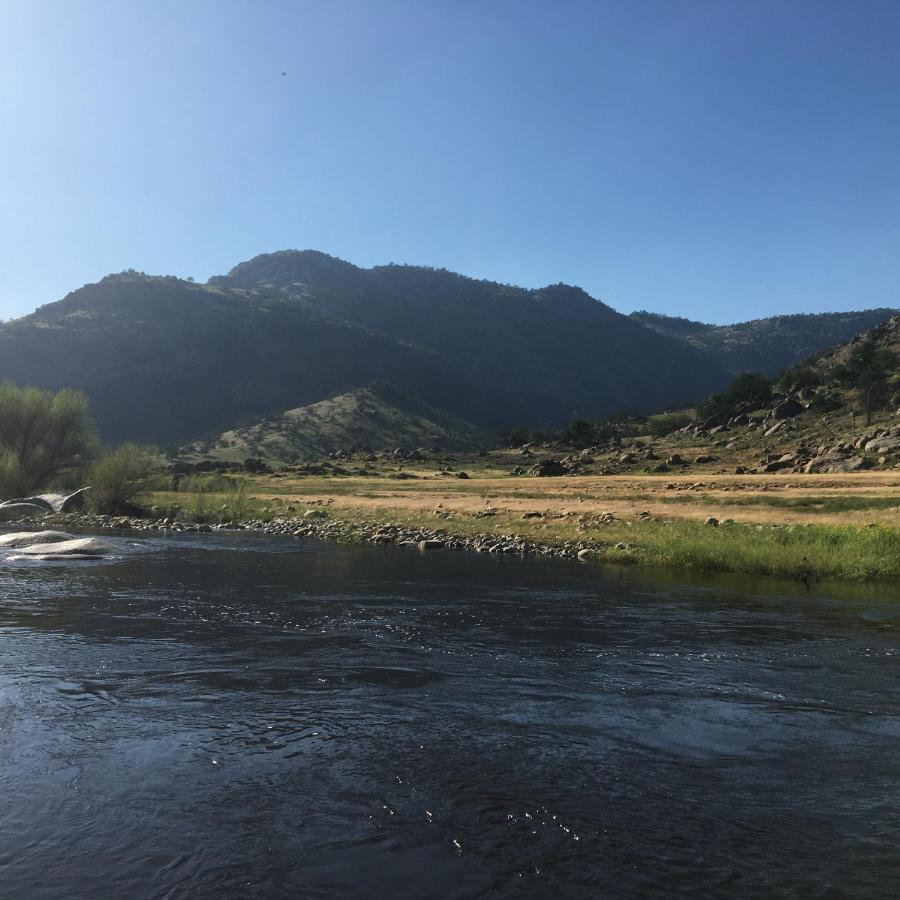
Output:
[{"xmin": 4, "ymin": 510, "xmax": 610, "ymax": 562}]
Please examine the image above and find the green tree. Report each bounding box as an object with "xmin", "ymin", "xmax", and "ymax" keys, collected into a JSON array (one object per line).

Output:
[
  {"xmin": 0, "ymin": 383, "xmax": 97, "ymax": 494},
  {"xmin": 837, "ymin": 339, "xmax": 895, "ymax": 424},
  {"xmin": 648, "ymin": 412, "xmax": 692, "ymax": 437},
  {"xmin": 777, "ymin": 365, "xmax": 821, "ymax": 392},
  {"xmin": 497, "ymin": 428, "xmax": 529, "ymax": 447},
  {"xmin": 89, "ymin": 443, "xmax": 163, "ymax": 514},
  {"xmin": 696, "ymin": 392, "xmax": 734, "ymax": 426},
  {"xmin": 728, "ymin": 372, "xmax": 772, "ymax": 404},
  {"xmin": 563, "ymin": 418, "xmax": 594, "ymax": 447}
]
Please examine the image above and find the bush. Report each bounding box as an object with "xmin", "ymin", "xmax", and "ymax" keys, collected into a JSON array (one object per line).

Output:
[
  {"xmin": 180, "ymin": 472, "xmax": 236, "ymax": 493},
  {"xmin": 561, "ymin": 418, "xmax": 594, "ymax": 447},
  {"xmin": 89, "ymin": 443, "xmax": 163, "ymax": 514},
  {"xmin": 0, "ymin": 383, "xmax": 97, "ymax": 494},
  {"xmin": 696, "ymin": 393, "xmax": 734, "ymax": 426},
  {"xmin": 807, "ymin": 392, "xmax": 843, "ymax": 413},
  {"xmin": 497, "ymin": 428, "xmax": 529, "ymax": 447},
  {"xmin": 169, "ymin": 476, "xmax": 254, "ymax": 523},
  {"xmin": 777, "ymin": 365, "xmax": 821, "ymax": 392},
  {"xmin": 647, "ymin": 413, "xmax": 692, "ymax": 437},
  {"xmin": 0, "ymin": 449, "xmax": 28, "ymax": 499},
  {"xmin": 729, "ymin": 372, "xmax": 772, "ymax": 404}
]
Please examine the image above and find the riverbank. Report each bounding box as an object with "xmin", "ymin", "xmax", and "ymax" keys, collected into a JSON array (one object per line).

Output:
[
  {"xmin": 153, "ymin": 463, "xmax": 900, "ymax": 582},
  {"xmin": 9, "ymin": 493, "xmax": 898, "ymax": 583}
]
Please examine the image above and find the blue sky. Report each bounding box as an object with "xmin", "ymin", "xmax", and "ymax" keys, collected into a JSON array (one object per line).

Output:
[{"xmin": 1, "ymin": 0, "xmax": 898, "ymax": 323}]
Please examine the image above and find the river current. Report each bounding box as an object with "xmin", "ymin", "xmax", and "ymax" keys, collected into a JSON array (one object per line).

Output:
[{"xmin": 0, "ymin": 532, "xmax": 897, "ymax": 898}]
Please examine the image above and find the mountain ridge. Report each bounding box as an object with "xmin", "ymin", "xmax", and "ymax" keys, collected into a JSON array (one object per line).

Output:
[
  {"xmin": 630, "ymin": 307, "xmax": 899, "ymax": 375},
  {"xmin": 1, "ymin": 250, "xmax": 893, "ymax": 452},
  {"xmin": 0, "ymin": 251, "xmax": 730, "ymax": 445}
]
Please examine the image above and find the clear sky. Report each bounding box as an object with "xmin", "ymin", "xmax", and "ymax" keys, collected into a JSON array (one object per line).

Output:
[{"xmin": 1, "ymin": 0, "xmax": 898, "ymax": 323}]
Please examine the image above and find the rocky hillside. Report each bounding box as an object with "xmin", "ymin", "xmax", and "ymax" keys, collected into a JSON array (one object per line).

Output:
[
  {"xmin": 640, "ymin": 315, "xmax": 900, "ymax": 475},
  {"xmin": 631, "ymin": 308, "xmax": 898, "ymax": 375},
  {"xmin": 0, "ymin": 252, "xmax": 729, "ymax": 445},
  {"xmin": 488, "ymin": 315, "xmax": 900, "ymax": 479}
]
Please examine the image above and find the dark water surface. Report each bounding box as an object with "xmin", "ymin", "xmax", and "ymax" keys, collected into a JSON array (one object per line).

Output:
[{"xmin": 0, "ymin": 533, "xmax": 898, "ymax": 899}]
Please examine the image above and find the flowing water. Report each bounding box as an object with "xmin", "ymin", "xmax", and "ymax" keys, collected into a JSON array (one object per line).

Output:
[{"xmin": 0, "ymin": 532, "xmax": 897, "ymax": 898}]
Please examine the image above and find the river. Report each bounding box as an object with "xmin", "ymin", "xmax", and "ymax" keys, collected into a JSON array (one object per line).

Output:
[{"xmin": 0, "ymin": 532, "xmax": 897, "ymax": 898}]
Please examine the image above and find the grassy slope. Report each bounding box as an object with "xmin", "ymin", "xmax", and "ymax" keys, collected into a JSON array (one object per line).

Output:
[{"xmin": 181, "ymin": 384, "xmax": 492, "ymax": 462}]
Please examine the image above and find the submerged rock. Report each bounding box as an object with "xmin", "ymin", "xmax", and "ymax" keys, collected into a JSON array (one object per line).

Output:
[
  {"xmin": 7, "ymin": 552, "xmax": 104, "ymax": 561},
  {"xmin": 417, "ymin": 539, "xmax": 445, "ymax": 550},
  {"xmin": 12, "ymin": 537, "xmax": 119, "ymax": 557},
  {"xmin": 0, "ymin": 530, "xmax": 75, "ymax": 548}
]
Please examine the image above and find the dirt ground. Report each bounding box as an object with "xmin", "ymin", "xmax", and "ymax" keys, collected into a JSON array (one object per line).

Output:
[{"xmin": 255, "ymin": 470, "xmax": 900, "ymax": 527}]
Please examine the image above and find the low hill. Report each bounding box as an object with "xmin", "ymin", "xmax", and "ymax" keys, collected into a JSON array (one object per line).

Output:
[
  {"xmin": 0, "ymin": 253, "xmax": 730, "ymax": 445},
  {"xmin": 630, "ymin": 308, "xmax": 899, "ymax": 375},
  {"xmin": 181, "ymin": 382, "xmax": 492, "ymax": 463}
]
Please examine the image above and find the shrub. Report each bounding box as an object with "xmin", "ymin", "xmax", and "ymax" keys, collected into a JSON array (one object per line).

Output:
[
  {"xmin": 696, "ymin": 392, "xmax": 734, "ymax": 426},
  {"xmin": 497, "ymin": 428, "xmax": 529, "ymax": 447},
  {"xmin": 168, "ymin": 475, "xmax": 254, "ymax": 523},
  {"xmin": 89, "ymin": 443, "xmax": 164, "ymax": 514},
  {"xmin": 561, "ymin": 418, "xmax": 594, "ymax": 447},
  {"xmin": 0, "ymin": 449, "xmax": 28, "ymax": 499},
  {"xmin": 0, "ymin": 383, "xmax": 97, "ymax": 494},
  {"xmin": 777, "ymin": 365, "xmax": 821, "ymax": 392},
  {"xmin": 647, "ymin": 413, "xmax": 692, "ymax": 437},
  {"xmin": 729, "ymin": 372, "xmax": 772, "ymax": 404}
]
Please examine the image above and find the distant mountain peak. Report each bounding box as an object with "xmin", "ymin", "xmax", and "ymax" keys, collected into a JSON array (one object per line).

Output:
[{"xmin": 209, "ymin": 249, "xmax": 360, "ymax": 290}]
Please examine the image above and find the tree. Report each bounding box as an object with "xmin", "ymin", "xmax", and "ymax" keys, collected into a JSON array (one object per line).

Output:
[
  {"xmin": 777, "ymin": 364, "xmax": 821, "ymax": 392},
  {"xmin": 497, "ymin": 428, "xmax": 529, "ymax": 447},
  {"xmin": 696, "ymin": 392, "xmax": 735, "ymax": 426},
  {"xmin": 648, "ymin": 412, "xmax": 692, "ymax": 437},
  {"xmin": 728, "ymin": 372, "xmax": 772, "ymax": 404},
  {"xmin": 836, "ymin": 339, "xmax": 894, "ymax": 424},
  {"xmin": 563, "ymin": 418, "xmax": 594, "ymax": 447},
  {"xmin": 89, "ymin": 443, "xmax": 163, "ymax": 514},
  {"xmin": 857, "ymin": 359, "xmax": 893, "ymax": 424},
  {"xmin": 0, "ymin": 383, "xmax": 97, "ymax": 495}
]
